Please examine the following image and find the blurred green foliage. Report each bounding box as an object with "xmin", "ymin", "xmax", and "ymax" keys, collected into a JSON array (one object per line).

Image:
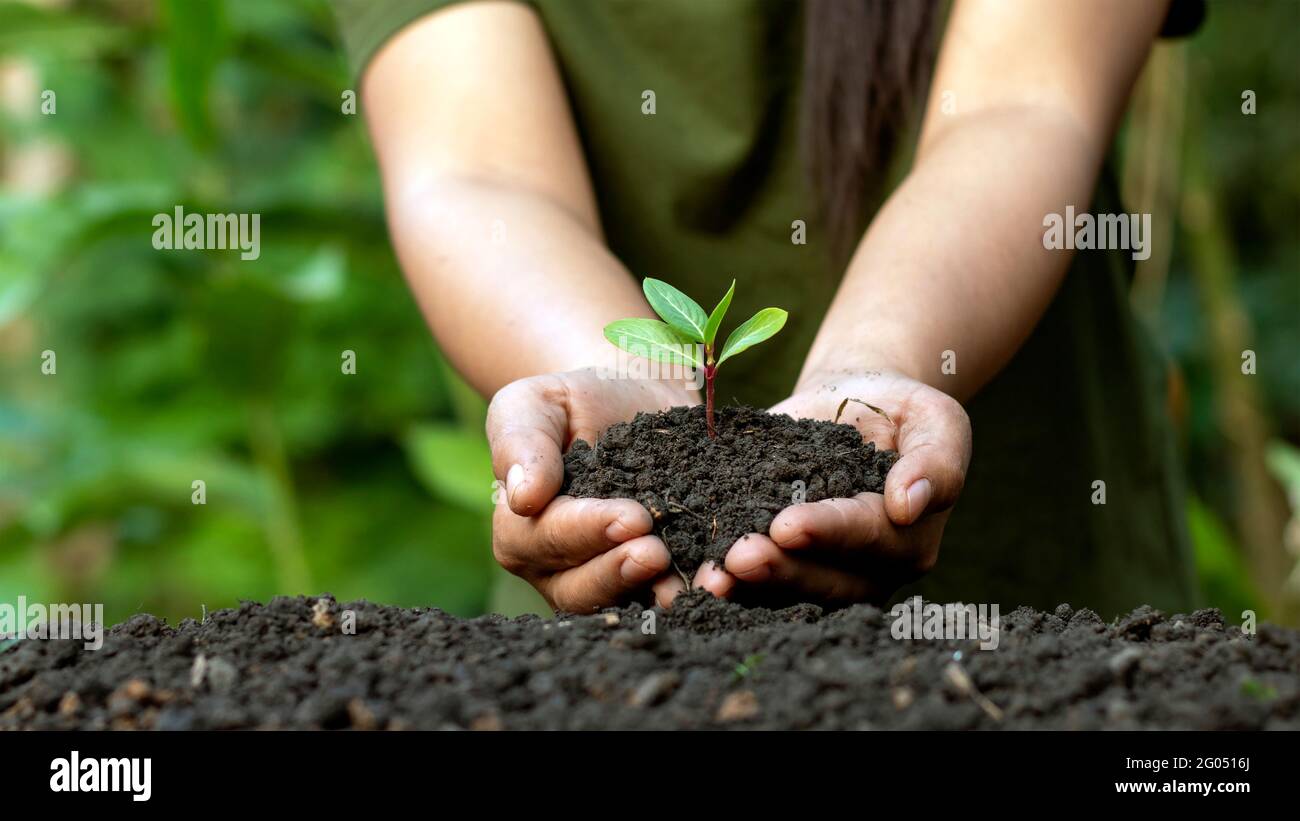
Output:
[
  {"xmin": 1159, "ymin": 2, "xmax": 1300, "ymax": 461},
  {"xmin": 0, "ymin": 0, "xmax": 526, "ymax": 624},
  {"xmin": 1146, "ymin": 1, "xmax": 1300, "ymax": 618},
  {"xmin": 0, "ymin": 0, "xmax": 1295, "ymax": 626}
]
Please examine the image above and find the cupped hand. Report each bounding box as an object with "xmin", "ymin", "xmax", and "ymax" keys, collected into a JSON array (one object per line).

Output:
[
  {"xmin": 487, "ymin": 368, "xmax": 698, "ymax": 612},
  {"xmin": 692, "ymin": 369, "xmax": 972, "ymax": 606}
]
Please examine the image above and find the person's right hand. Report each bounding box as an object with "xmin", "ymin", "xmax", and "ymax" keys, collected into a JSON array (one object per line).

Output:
[{"xmin": 487, "ymin": 368, "xmax": 698, "ymax": 612}]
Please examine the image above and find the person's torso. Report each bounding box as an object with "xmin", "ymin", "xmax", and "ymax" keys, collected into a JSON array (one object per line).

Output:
[{"xmin": 535, "ymin": 0, "xmax": 836, "ymax": 404}]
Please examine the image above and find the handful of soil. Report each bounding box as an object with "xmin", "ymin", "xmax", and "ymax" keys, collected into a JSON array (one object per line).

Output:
[{"xmin": 562, "ymin": 404, "xmax": 897, "ymax": 576}]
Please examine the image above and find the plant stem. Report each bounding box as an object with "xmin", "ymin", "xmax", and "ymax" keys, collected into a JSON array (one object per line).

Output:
[
  {"xmin": 705, "ymin": 364, "xmax": 716, "ymax": 438},
  {"xmin": 248, "ymin": 401, "xmax": 312, "ymax": 595}
]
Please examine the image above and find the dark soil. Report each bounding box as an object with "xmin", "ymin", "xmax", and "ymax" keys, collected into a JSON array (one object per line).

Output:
[
  {"xmin": 562, "ymin": 405, "xmax": 898, "ymax": 575},
  {"xmin": 2, "ymin": 593, "xmax": 1297, "ymax": 730}
]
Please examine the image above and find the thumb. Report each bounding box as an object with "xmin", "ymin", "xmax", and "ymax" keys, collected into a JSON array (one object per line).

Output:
[
  {"xmin": 882, "ymin": 401, "xmax": 971, "ymax": 526},
  {"xmin": 486, "ymin": 377, "xmax": 569, "ymax": 516}
]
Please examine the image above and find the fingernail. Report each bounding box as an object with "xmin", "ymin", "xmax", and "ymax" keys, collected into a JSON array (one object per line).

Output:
[
  {"xmin": 731, "ymin": 562, "xmax": 769, "ymax": 584},
  {"xmin": 618, "ymin": 538, "xmax": 664, "ymax": 583},
  {"xmin": 906, "ymin": 478, "xmax": 932, "ymax": 521},
  {"xmin": 697, "ymin": 562, "xmax": 738, "ymax": 596},
  {"xmin": 505, "ymin": 463, "xmax": 525, "ymax": 506},
  {"xmin": 620, "ymin": 555, "xmax": 655, "ymax": 583},
  {"xmin": 605, "ymin": 517, "xmax": 637, "ymax": 543},
  {"xmin": 722, "ymin": 550, "xmax": 769, "ymax": 582}
]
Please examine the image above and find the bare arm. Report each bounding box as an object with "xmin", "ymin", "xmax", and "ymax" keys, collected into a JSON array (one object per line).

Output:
[
  {"xmin": 362, "ymin": 1, "xmax": 659, "ymax": 398},
  {"xmin": 714, "ymin": 0, "xmax": 1172, "ymax": 604},
  {"xmin": 361, "ymin": 2, "xmax": 695, "ymax": 611},
  {"xmin": 800, "ymin": 0, "xmax": 1170, "ymax": 401}
]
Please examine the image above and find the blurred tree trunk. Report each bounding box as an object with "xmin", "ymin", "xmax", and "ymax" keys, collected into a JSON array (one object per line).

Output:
[
  {"xmin": 1181, "ymin": 128, "xmax": 1296, "ymax": 624},
  {"xmin": 1124, "ymin": 43, "xmax": 1187, "ymax": 324},
  {"xmin": 1124, "ymin": 43, "xmax": 1295, "ymax": 623}
]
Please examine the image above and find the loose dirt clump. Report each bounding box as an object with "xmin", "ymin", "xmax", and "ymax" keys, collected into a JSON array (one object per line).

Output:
[
  {"xmin": 2, "ymin": 594, "xmax": 1297, "ymax": 730},
  {"xmin": 563, "ymin": 405, "xmax": 898, "ymax": 575}
]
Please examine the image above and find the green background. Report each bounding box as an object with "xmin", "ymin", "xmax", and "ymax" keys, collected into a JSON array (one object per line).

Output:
[{"xmin": 0, "ymin": 0, "xmax": 1296, "ymax": 626}]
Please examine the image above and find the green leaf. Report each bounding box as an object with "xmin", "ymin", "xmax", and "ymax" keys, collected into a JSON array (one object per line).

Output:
[
  {"xmin": 280, "ymin": 244, "xmax": 346, "ymax": 303},
  {"xmin": 604, "ymin": 319, "xmax": 702, "ymax": 368},
  {"xmin": 717, "ymin": 308, "xmax": 787, "ymax": 365},
  {"xmin": 404, "ymin": 423, "xmax": 496, "ymax": 512},
  {"xmin": 1187, "ymin": 495, "xmax": 1259, "ymax": 618},
  {"xmin": 703, "ymin": 279, "xmax": 735, "ymax": 350},
  {"xmin": 1265, "ymin": 439, "xmax": 1300, "ymax": 502},
  {"xmin": 0, "ymin": 259, "xmax": 38, "ymax": 326},
  {"xmin": 162, "ymin": 0, "xmax": 227, "ymax": 148},
  {"xmin": 0, "ymin": 3, "xmax": 133, "ymax": 57},
  {"xmin": 643, "ymin": 278, "xmax": 707, "ymax": 342}
]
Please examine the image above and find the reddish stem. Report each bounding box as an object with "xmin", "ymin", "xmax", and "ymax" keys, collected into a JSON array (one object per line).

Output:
[{"xmin": 705, "ymin": 364, "xmax": 716, "ymax": 438}]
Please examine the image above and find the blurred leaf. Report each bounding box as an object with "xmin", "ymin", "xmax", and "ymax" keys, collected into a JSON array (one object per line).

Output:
[
  {"xmin": 1265, "ymin": 439, "xmax": 1300, "ymax": 503},
  {"xmin": 403, "ymin": 424, "xmax": 496, "ymax": 513},
  {"xmin": 435, "ymin": 355, "xmax": 488, "ymax": 429},
  {"xmin": 162, "ymin": 0, "xmax": 228, "ymax": 148},
  {"xmin": 0, "ymin": 3, "xmax": 133, "ymax": 57},
  {"xmin": 1188, "ymin": 495, "xmax": 1260, "ymax": 617},
  {"xmin": 282, "ymin": 244, "xmax": 346, "ymax": 302},
  {"xmin": 488, "ymin": 569, "xmax": 551, "ymax": 617},
  {"xmin": 0, "ymin": 261, "xmax": 38, "ymax": 326}
]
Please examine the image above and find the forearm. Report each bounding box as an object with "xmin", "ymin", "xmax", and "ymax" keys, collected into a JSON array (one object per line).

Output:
[
  {"xmin": 360, "ymin": 2, "xmax": 677, "ymax": 400},
  {"xmin": 384, "ymin": 175, "xmax": 658, "ymax": 397},
  {"xmin": 802, "ymin": 0, "xmax": 1166, "ymax": 402},
  {"xmin": 800, "ymin": 106, "xmax": 1103, "ymax": 401}
]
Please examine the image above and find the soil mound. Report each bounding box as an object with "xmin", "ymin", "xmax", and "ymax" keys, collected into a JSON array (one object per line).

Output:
[
  {"xmin": 2, "ymin": 594, "xmax": 1296, "ymax": 730},
  {"xmin": 563, "ymin": 405, "xmax": 898, "ymax": 574}
]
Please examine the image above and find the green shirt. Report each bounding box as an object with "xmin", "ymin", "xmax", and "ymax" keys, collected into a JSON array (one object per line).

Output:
[{"xmin": 331, "ymin": 0, "xmax": 1198, "ymax": 617}]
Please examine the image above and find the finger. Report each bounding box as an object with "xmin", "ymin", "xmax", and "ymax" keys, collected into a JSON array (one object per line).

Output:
[
  {"xmin": 768, "ymin": 494, "xmax": 915, "ymax": 563},
  {"xmin": 691, "ymin": 561, "xmax": 736, "ymax": 599},
  {"xmin": 884, "ymin": 393, "xmax": 971, "ymax": 526},
  {"xmin": 724, "ymin": 534, "xmax": 878, "ymax": 605},
  {"xmin": 486, "ymin": 377, "xmax": 569, "ymax": 516},
  {"xmin": 493, "ymin": 496, "xmax": 652, "ymax": 573},
  {"xmin": 544, "ymin": 535, "xmax": 671, "ymax": 613},
  {"xmin": 770, "ymin": 495, "xmax": 947, "ymax": 578},
  {"xmin": 652, "ymin": 574, "xmax": 687, "ymax": 607}
]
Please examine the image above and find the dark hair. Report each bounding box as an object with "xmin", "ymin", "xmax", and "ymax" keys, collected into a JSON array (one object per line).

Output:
[{"xmin": 801, "ymin": 0, "xmax": 941, "ymax": 260}]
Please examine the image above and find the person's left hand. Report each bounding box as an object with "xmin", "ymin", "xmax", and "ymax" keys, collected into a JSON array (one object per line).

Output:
[{"xmin": 690, "ymin": 369, "xmax": 972, "ymax": 606}]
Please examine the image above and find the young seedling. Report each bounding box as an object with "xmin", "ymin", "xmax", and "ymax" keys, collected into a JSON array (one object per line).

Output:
[
  {"xmin": 604, "ymin": 278, "xmax": 787, "ymax": 438},
  {"xmin": 732, "ymin": 652, "xmax": 766, "ymax": 682}
]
